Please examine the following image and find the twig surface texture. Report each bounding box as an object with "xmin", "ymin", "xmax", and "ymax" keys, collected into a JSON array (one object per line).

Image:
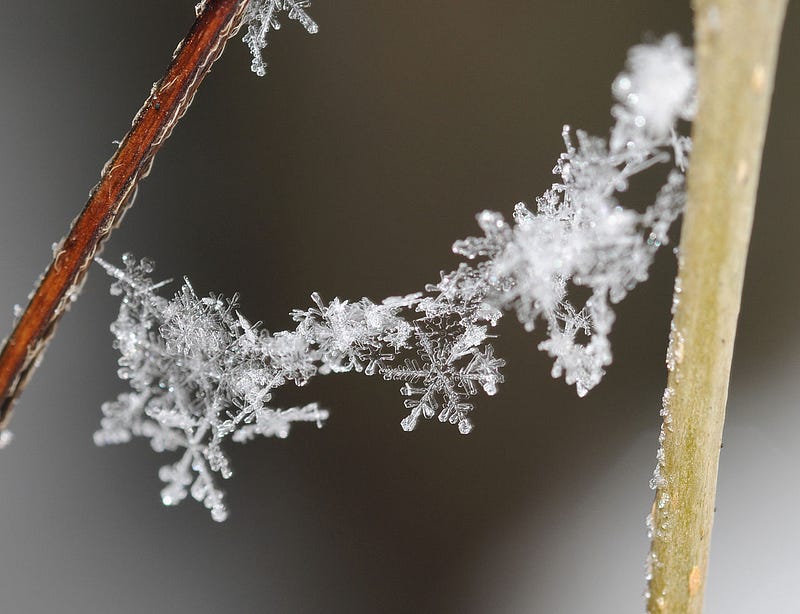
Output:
[{"xmin": 646, "ymin": 1, "xmax": 788, "ymax": 612}]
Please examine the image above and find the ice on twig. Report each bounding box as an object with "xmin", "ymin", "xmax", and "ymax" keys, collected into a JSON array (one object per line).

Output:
[{"xmin": 241, "ymin": 0, "xmax": 318, "ymax": 77}]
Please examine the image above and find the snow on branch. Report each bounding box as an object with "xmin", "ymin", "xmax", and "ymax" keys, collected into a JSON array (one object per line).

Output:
[
  {"xmin": 241, "ymin": 0, "xmax": 318, "ymax": 77},
  {"xmin": 95, "ymin": 36, "xmax": 694, "ymax": 520}
]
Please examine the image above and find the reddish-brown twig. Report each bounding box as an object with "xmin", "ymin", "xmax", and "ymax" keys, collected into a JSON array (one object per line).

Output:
[{"xmin": 0, "ymin": 0, "xmax": 250, "ymax": 429}]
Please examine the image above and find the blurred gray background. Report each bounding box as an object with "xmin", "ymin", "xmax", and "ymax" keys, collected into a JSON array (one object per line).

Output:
[{"xmin": 0, "ymin": 2, "xmax": 797, "ymax": 612}]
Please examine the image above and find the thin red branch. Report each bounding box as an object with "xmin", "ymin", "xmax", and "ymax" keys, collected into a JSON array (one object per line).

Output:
[{"xmin": 0, "ymin": 0, "xmax": 250, "ymax": 428}]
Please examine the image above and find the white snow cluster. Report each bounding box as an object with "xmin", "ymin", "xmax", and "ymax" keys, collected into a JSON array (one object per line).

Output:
[
  {"xmin": 612, "ymin": 34, "xmax": 696, "ymax": 145},
  {"xmin": 241, "ymin": 0, "xmax": 318, "ymax": 77},
  {"xmin": 95, "ymin": 37, "xmax": 693, "ymax": 519}
]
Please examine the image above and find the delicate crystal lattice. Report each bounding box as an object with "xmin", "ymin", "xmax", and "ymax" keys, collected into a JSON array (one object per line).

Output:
[
  {"xmin": 241, "ymin": 0, "xmax": 318, "ymax": 77},
  {"xmin": 95, "ymin": 37, "xmax": 694, "ymax": 519}
]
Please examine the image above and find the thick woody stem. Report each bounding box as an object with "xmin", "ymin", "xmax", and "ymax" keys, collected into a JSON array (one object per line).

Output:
[
  {"xmin": 646, "ymin": 1, "xmax": 787, "ymax": 612},
  {"xmin": 0, "ymin": 0, "xmax": 250, "ymax": 429}
]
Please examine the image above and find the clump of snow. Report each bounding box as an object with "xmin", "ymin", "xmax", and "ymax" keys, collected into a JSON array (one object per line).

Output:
[
  {"xmin": 241, "ymin": 0, "xmax": 318, "ymax": 77},
  {"xmin": 612, "ymin": 34, "xmax": 695, "ymax": 139}
]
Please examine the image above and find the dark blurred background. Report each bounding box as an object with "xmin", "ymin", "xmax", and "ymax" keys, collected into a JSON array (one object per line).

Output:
[{"xmin": 0, "ymin": 2, "xmax": 797, "ymax": 612}]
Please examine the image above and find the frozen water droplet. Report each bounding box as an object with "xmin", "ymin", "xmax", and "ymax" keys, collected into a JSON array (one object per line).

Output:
[
  {"xmin": 400, "ymin": 415, "xmax": 418, "ymax": 432},
  {"xmin": 0, "ymin": 430, "xmax": 13, "ymax": 449},
  {"xmin": 211, "ymin": 506, "xmax": 228, "ymax": 522}
]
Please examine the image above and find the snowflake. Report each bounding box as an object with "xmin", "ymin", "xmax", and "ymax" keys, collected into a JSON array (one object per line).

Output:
[
  {"xmin": 96, "ymin": 37, "xmax": 694, "ymax": 519},
  {"xmin": 381, "ymin": 324, "xmax": 505, "ymax": 435},
  {"xmin": 241, "ymin": 0, "xmax": 318, "ymax": 77},
  {"xmin": 95, "ymin": 255, "xmax": 330, "ymax": 521}
]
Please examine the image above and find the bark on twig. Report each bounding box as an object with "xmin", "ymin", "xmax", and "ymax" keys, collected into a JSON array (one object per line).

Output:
[
  {"xmin": 646, "ymin": 1, "xmax": 788, "ymax": 612},
  {"xmin": 0, "ymin": 0, "xmax": 249, "ymax": 429}
]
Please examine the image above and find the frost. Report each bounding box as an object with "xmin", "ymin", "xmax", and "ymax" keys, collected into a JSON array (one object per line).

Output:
[
  {"xmin": 97, "ymin": 37, "xmax": 693, "ymax": 519},
  {"xmin": 241, "ymin": 0, "xmax": 318, "ymax": 77}
]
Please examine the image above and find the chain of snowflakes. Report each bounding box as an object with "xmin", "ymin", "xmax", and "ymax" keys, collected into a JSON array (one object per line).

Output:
[{"xmin": 94, "ymin": 36, "xmax": 694, "ymax": 520}]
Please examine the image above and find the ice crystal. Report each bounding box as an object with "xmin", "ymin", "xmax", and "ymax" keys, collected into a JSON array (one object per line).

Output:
[
  {"xmin": 241, "ymin": 0, "xmax": 318, "ymax": 77},
  {"xmin": 97, "ymin": 37, "xmax": 693, "ymax": 519},
  {"xmin": 94, "ymin": 255, "xmax": 330, "ymax": 521},
  {"xmin": 453, "ymin": 36, "xmax": 692, "ymax": 394}
]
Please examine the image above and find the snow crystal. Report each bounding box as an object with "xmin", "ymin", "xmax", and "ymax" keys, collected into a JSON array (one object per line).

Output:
[
  {"xmin": 94, "ymin": 255, "xmax": 331, "ymax": 521},
  {"xmin": 457, "ymin": 84, "xmax": 689, "ymax": 394},
  {"xmin": 97, "ymin": 37, "xmax": 694, "ymax": 519},
  {"xmin": 241, "ymin": 0, "xmax": 318, "ymax": 77}
]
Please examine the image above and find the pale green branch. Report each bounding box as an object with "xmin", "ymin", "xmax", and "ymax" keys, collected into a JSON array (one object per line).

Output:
[{"xmin": 646, "ymin": 1, "xmax": 788, "ymax": 612}]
